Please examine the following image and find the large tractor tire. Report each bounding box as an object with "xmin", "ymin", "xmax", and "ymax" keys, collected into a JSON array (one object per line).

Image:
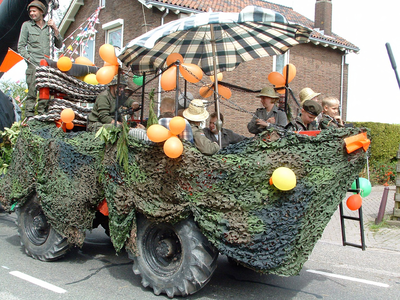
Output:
[
  {"xmin": 131, "ymin": 215, "xmax": 219, "ymax": 298},
  {"xmin": 15, "ymin": 194, "xmax": 71, "ymax": 261}
]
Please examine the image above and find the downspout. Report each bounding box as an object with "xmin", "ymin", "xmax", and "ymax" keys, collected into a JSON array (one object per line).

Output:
[
  {"xmin": 340, "ymin": 51, "xmax": 346, "ymax": 120},
  {"xmin": 157, "ymin": 8, "xmax": 169, "ymax": 116}
]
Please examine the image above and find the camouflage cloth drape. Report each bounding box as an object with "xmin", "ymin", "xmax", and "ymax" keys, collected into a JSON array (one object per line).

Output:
[{"xmin": 0, "ymin": 122, "xmax": 368, "ymax": 276}]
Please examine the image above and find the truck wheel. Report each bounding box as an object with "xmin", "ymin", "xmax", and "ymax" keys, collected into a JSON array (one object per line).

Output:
[
  {"xmin": 132, "ymin": 215, "xmax": 218, "ymax": 298},
  {"xmin": 15, "ymin": 194, "xmax": 71, "ymax": 261}
]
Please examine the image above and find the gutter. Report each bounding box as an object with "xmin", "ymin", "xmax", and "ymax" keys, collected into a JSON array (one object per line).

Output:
[
  {"xmin": 140, "ymin": 0, "xmax": 198, "ymax": 15},
  {"xmin": 340, "ymin": 52, "xmax": 347, "ymax": 120},
  {"xmin": 59, "ymin": 0, "xmax": 84, "ymax": 38},
  {"xmin": 309, "ymin": 36, "xmax": 360, "ymax": 53}
]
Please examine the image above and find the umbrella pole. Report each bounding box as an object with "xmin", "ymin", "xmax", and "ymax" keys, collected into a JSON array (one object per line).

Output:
[
  {"xmin": 114, "ymin": 68, "xmax": 121, "ymax": 127},
  {"xmin": 284, "ymin": 64, "xmax": 289, "ymax": 114},
  {"xmin": 175, "ymin": 61, "xmax": 180, "ymax": 115},
  {"xmin": 140, "ymin": 72, "xmax": 146, "ymax": 124},
  {"xmin": 210, "ymin": 25, "xmax": 222, "ymax": 149},
  {"xmin": 386, "ymin": 43, "xmax": 400, "ymax": 89}
]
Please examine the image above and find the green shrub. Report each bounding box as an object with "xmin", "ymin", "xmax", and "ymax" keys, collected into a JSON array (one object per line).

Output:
[{"xmin": 352, "ymin": 122, "xmax": 400, "ymax": 163}]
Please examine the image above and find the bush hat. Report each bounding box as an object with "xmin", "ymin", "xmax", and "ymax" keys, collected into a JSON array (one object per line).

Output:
[
  {"xmin": 299, "ymin": 87, "xmax": 321, "ymax": 103},
  {"xmin": 28, "ymin": 1, "xmax": 47, "ymax": 16},
  {"xmin": 302, "ymin": 100, "xmax": 322, "ymax": 116},
  {"xmin": 256, "ymin": 86, "xmax": 279, "ymax": 99},
  {"xmin": 108, "ymin": 75, "xmax": 128, "ymax": 87},
  {"xmin": 183, "ymin": 99, "xmax": 209, "ymax": 122}
]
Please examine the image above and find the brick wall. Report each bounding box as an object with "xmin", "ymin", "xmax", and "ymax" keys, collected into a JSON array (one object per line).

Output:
[{"xmin": 64, "ymin": 2, "xmax": 348, "ymax": 136}]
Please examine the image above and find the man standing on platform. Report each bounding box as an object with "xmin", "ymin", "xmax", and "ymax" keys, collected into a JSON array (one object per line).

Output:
[{"xmin": 18, "ymin": 1, "xmax": 63, "ymax": 120}]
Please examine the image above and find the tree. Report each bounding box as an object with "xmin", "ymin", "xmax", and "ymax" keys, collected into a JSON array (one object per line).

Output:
[
  {"xmin": 0, "ymin": 79, "xmax": 27, "ymax": 118},
  {"xmin": 0, "ymin": 79, "xmax": 27, "ymax": 101}
]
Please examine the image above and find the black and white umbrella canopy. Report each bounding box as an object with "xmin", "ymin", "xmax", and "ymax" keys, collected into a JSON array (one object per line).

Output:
[{"xmin": 119, "ymin": 6, "xmax": 311, "ymax": 75}]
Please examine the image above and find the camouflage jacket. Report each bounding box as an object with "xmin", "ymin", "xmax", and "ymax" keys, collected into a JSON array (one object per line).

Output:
[
  {"xmin": 286, "ymin": 115, "xmax": 318, "ymax": 131},
  {"xmin": 203, "ymin": 127, "xmax": 246, "ymax": 149},
  {"xmin": 191, "ymin": 124, "xmax": 220, "ymax": 155},
  {"xmin": 319, "ymin": 114, "xmax": 344, "ymax": 130},
  {"xmin": 88, "ymin": 89, "xmax": 134, "ymax": 125},
  {"xmin": 247, "ymin": 106, "xmax": 288, "ymax": 134}
]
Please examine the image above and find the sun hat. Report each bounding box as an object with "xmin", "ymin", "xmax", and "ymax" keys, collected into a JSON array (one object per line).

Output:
[
  {"xmin": 256, "ymin": 86, "xmax": 279, "ymax": 99},
  {"xmin": 108, "ymin": 75, "xmax": 128, "ymax": 87},
  {"xmin": 302, "ymin": 100, "xmax": 322, "ymax": 116},
  {"xmin": 299, "ymin": 87, "xmax": 321, "ymax": 103},
  {"xmin": 182, "ymin": 99, "xmax": 209, "ymax": 122},
  {"xmin": 27, "ymin": 1, "xmax": 47, "ymax": 16}
]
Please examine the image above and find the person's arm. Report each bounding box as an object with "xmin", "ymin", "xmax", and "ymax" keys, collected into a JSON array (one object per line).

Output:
[
  {"xmin": 276, "ymin": 110, "xmax": 288, "ymax": 127},
  {"xmin": 47, "ymin": 19, "xmax": 63, "ymax": 49},
  {"xmin": 17, "ymin": 23, "xmax": 30, "ymax": 61},
  {"xmin": 179, "ymin": 121, "xmax": 194, "ymax": 144},
  {"xmin": 96, "ymin": 94, "xmax": 114, "ymax": 124},
  {"xmin": 247, "ymin": 115, "xmax": 263, "ymax": 134},
  {"xmin": 192, "ymin": 127, "xmax": 219, "ymax": 155},
  {"xmin": 226, "ymin": 129, "xmax": 245, "ymax": 144},
  {"xmin": 285, "ymin": 121, "xmax": 296, "ymax": 132}
]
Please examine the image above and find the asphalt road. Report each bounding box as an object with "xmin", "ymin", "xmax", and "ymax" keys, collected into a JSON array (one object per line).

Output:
[{"xmin": 1, "ymin": 210, "xmax": 399, "ymax": 299}]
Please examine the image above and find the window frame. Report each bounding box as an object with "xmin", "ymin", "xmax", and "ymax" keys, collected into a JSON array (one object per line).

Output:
[
  {"xmin": 80, "ymin": 37, "xmax": 95, "ymax": 63},
  {"xmin": 102, "ymin": 19, "xmax": 124, "ymax": 50}
]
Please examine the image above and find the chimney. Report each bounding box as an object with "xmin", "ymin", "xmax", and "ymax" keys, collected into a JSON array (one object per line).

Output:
[{"xmin": 314, "ymin": 0, "xmax": 332, "ymax": 36}]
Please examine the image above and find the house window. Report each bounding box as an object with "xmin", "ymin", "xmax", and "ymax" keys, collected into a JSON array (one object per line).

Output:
[
  {"xmin": 80, "ymin": 38, "xmax": 95, "ymax": 62},
  {"xmin": 274, "ymin": 51, "xmax": 290, "ymax": 74},
  {"xmin": 99, "ymin": 0, "xmax": 105, "ymax": 8},
  {"xmin": 102, "ymin": 19, "xmax": 124, "ymax": 50},
  {"xmin": 107, "ymin": 27, "xmax": 122, "ymax": 49}
]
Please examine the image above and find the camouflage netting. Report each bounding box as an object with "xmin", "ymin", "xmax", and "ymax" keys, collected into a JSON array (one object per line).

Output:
[{"xmin": 0, "ymin": 121, "xmax": 368, "ymax": 276}]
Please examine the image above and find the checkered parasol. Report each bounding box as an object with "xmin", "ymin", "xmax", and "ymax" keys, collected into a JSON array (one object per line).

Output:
[{"xmin": 119, "ymin": 6, "xmax": 312, "ymax": 75}]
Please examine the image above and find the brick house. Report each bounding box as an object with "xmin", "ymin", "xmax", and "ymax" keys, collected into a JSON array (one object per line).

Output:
[{"xmin": 59, "ymin": 0, "xmax": 358, "ymax": 136}]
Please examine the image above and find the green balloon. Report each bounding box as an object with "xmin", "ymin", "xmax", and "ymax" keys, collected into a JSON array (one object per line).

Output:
[
  {"xmin": 133, "ymin": 75, "xmax": 143, "ymax": 86},
  {"xmin": 351, "ymin": 177, "xmax": 372, "ymax": 197}
]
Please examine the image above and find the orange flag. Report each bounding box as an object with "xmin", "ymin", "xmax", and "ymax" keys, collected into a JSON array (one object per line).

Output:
[
  {"xmin": 0, "ymin": 48, "xmax": 24, "ymax": 72},
  {"xmin": 344, "ymin": 132, "xmax": 370, "ymax": 154}
]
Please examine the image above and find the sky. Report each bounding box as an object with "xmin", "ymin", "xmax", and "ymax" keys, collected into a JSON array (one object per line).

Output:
[{"xmin": 1, "ymin": 0, "xmax": 399, "ymax": 124}]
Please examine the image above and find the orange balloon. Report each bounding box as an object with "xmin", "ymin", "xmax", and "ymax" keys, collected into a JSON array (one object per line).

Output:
[
  {"xmin": 96, "ymin": 66, "xmax": 116, "ymax": 85},
  {"xmin": 103, "ymin": 62, "xmax": 119, "ymax": 75},
  {"xmin": 99, "ymin": 44, "xmax": 118, "ymax": 65},
  {"xmin": 199, "ymin": 85, "xmax": 213, "ymax": 98},
  {"xmin": 166, "ymin": 53, "xmax": 184, "ymax": 66},
  {"xmin": 57, "ymin": 57, "xmax": 72, "ymax": 72},
  {"xmin": 60, "ymin": 108, "xmax": 75, "ymax": 123},
  {"xmin": 164, "ymin": 136, "xmax": 183, "ymax": 158},
  {"xmin": 268, "ymin": 72, "xmax": 285, "ymax": 86},
  {"xmin": 346, "ymin": 194, "xmax": 362, "ymax": 211},
  {"xmin": 180, "ymin": 63, "xmax": 203, "ymax": 83},
  {"xmin": 161, "ymin": 66, "xmax": 177, "ymax": 91},
  {"xmin": 169, "ymin": 117, "xmax": 186, "ymax": 135},
  {"xmin": 217, "ymin": 84, "xmax": 232, "ymax": 100},
  {"xmin": 283, "ymin": 64, "xmax": 297, "ymax": 83},
  {"xmin": 275, "ymin": 85, "xmax": 286, "ymax": 94},
  {"xmin": 75, "ymin": 56, "xmax": 95, "ymax": 66},
  {"xmin": 147, "ymin": 124, "xmax": 173, "ymax": 142},
  {"xmin": 209, "ymin": 73, "xmax": 223, "ymax": 82},
  {"xmin": 65, "ymin": 122, "xmax": 74, "ymax": 130}
]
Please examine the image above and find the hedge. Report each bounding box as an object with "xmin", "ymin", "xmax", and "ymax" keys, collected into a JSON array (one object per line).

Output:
[{"xmin": 352, "ymin": 122, "xmax": 400, "ymax": 163}]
